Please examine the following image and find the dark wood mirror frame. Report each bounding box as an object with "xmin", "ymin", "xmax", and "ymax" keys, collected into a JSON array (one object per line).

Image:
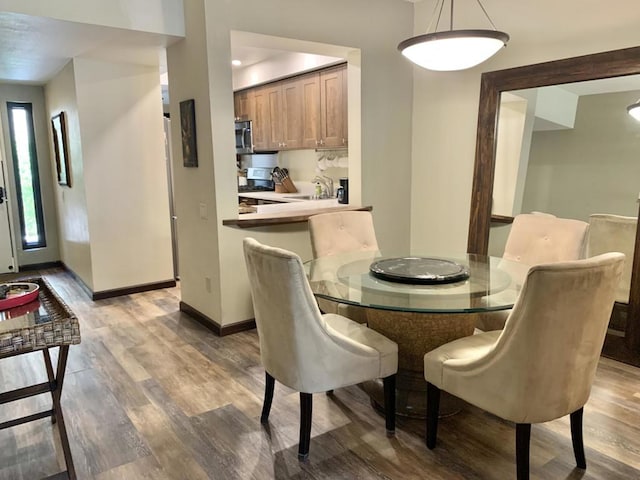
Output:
[{"xmin": 467, "ymin": 46, "xmax": 640, "ymax": 363}]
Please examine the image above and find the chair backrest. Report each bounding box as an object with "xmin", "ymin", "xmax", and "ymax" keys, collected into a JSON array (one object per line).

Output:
[
  {"xmin": 486, "ymin": 253, "xmax": 624, "ymax": 423},
  {"xmin": 242, "ymin": 237, "xmax": 342, "ymax": 392},
  {"xmin": 503, "ymin": 213, "xmax": 589, "ymax": 265},
  {"xmin": 587, "ymin": 213, "xmax": 637, "ymax": 303},
  {"xmin": 308, "ymin": 211, "xmax": 379, "ymax": 258}
]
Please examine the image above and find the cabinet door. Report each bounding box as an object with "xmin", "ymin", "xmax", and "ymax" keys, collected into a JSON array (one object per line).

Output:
[
  {"xmin": 320, "ymin": 66, "xmax": 346, "ymax": 148},
  {"xmin": 300, "ymin": 73, "xmax": 321, "ymax": 149},
  {"xmin": 281, "ymin": 79, "xmax": 303, "ymax": 150},
  {"xmin": 252, "ymin": 87, "xmax": 270, "ymax": 151},
  {"xmin": 342, "ymin": 66, "xmax": 348, "ymax": 146},
  {"xmin": 265, "ymin": 85, "xmax": 283, "ymax": 150},
  {"xmin": 234, "ymin": 89, "xmax": 254, "ymax": 121}
]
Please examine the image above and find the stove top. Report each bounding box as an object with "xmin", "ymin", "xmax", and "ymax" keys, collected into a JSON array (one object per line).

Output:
[{"xmin": 238, "ymin": 185, "xmax": 275, "ymax": 193}]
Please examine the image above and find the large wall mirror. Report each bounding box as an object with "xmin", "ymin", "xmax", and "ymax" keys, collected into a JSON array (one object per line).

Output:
[{"xmin": 467, "ymin": 46, "xmax": 640, "ymax": 364}]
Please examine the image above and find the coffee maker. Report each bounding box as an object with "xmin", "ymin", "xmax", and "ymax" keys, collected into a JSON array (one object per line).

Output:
[{"xmin": 337, "ymin": 178, "xmax": 349, "ymax": 204}]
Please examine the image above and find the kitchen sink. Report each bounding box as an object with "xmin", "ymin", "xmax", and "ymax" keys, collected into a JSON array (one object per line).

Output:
[{"xmin": 284, "ymin": 195, "xmax": 313, "ymax": 200}]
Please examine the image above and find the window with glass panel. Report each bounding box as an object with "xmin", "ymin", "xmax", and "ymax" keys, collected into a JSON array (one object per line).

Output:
[{"xmin": 6, "ymin": 102, "xmax": 46, "ymax": 249}]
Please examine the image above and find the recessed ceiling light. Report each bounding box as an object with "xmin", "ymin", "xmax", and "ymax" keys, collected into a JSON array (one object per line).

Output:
[{"xmin": 232, "ymin": 60, "xmax": 242, "ymax": 66}]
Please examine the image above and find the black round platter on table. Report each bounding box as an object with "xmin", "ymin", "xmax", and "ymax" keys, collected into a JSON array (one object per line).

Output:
[{"xmin": 369, "ymin": 257, "xmax": 470, "ymax": 285}]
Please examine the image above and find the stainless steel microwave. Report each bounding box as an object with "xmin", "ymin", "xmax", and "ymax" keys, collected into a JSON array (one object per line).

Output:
[{"xmin": 235, "ymin": 120, "xmax": 253, "ymax": 154}]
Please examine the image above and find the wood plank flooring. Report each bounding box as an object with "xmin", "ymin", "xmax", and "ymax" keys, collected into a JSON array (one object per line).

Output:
[{"xmin": 1, "ymin": 268, "xmax": 640, "ymax": 479}]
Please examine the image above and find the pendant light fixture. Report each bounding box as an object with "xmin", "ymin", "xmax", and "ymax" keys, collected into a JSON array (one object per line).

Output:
[
  {"xmin": 398, "ymin": 0, "xmax": 509, "ymax": 72},
  {"xmin": 627, "ymin": 100, "xmax": 640, "ymax": 121}
]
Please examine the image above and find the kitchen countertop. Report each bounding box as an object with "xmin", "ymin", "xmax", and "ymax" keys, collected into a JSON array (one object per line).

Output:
[
  {"xmin": 226, "ymin": 193, "xmax": 371, "ymax": 228},
  {"xmin": 227, "ymin": 181, "xmax": 370, "ymax": 228},
  {"xmin": 238, "ymin": 191, "xmax": 317, "ymax": 203},
  {"xmin": 223, "ymin": 204, "xmax": 372, "ymax": 228}
]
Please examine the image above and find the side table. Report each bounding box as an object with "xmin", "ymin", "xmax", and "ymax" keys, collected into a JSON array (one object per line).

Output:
[{"xmin": 0, "ymin": 277, "xmax": 81, "ymax": 479}]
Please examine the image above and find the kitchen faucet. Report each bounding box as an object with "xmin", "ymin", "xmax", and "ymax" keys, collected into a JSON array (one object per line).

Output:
[
  {"xmin": 322, "ymin": 175, "xmax": 334, "ymax": 198},
  {"xmin": 311, "ymin": 175, "xmax": 333, "ymax": 198}
]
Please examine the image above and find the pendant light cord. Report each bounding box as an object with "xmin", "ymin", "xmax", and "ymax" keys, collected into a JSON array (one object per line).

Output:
[
  {"xmin": 426, "ymin": 0, "xmax": 499, "ymax": 33},
  {"xmin": 475, "ymin": 0, "xmax": 499, "ymax": 31},
  {"xmin": 427, "ymin": 0, "xmax": 446, "ymax": 33}
]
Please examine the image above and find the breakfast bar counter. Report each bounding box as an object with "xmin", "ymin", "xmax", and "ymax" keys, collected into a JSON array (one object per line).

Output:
[{"xmin": 223, "ymin": 202, "xmax": 372, "ymax": 228}]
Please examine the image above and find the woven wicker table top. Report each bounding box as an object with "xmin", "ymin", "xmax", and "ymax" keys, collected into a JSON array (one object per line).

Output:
[{"xmin": 0, "ymin": 277, "xmax": 81, "ymax": 356}]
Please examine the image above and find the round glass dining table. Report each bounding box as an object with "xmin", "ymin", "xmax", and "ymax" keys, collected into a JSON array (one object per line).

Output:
[{"xmin": 304, "ymin": 250, "xmax": 529, "ymax": 417}]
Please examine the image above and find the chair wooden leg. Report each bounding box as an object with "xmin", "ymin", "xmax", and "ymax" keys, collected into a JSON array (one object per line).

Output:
[
  {"xmin": 298, "ymin": 393, "xmax": 313, "ymax": 460},
  {"xmin": 426, "ymin": 382, "xmax": 440, "ymax": 449},
  {"xmin": 516, "ymin": 423, "xmax": 531, "ymax": 480},
  {"xmin": 570, "ymin": 407, "xmax": 587, "ymax": 469},
  {"xmin": 261, "ymin": 372, "xmax": 275, "ymax": 424},
  {"xmin": 383, "ymin": 374, "xmax": 396, "ymax": 436}
]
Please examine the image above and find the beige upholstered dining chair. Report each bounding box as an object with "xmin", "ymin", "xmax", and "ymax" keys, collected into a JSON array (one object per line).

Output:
[
  {"xmin": 308, "ymin": 210, "xmax": 379, "ymax": 324},
  {"xmin": 587, "ymin": 213, "xmax": 637, "ymax": 304},
  {"xmin": 476, "ymin": 213, "xmax": 590, "ymax": 331},
  {"xmin": 243, "ymin": 237, "xmax": 398, "ymax": 460},
  {"xmin": 424, "ymin": 253, "xmax": 625, "ymax": 480}
]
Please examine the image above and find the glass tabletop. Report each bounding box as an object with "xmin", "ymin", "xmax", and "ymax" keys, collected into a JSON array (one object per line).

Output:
[{"xmin": 304, "ymin": 251, "xmax": 529, "ymax": 314}]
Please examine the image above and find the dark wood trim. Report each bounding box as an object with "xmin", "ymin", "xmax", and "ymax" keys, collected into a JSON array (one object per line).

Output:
[
  {"xmin": 467, "ymin": 46, "xmax": 640, "ymax": 355},
  {"xmin": 18, "ymin": 261, "xmax": 64, "ymax": 271},
  {"xmin": 222, "ymin": 205, "xmax": 373, "ymax": 228},
  {"xmin": 92, "ymin": 279, "xmax": 176, "ymax": 301},
  {"xmin": 60, "ymin": 263, "xmax": 93, "ymax": 299},
  {"xmin": 59, "ymin": 263, "xmax": 176, "ymax": 300},
  {"xmin": 179, "ymin": 301, "xmax": 256, "ymax": 336},
  {"xmin": 602, "ymin": 333, "xmax": 640, "ymax": 367},
  {"xmin": 491, "ymin": 214, "xmax": 514, "ymax": 224}
]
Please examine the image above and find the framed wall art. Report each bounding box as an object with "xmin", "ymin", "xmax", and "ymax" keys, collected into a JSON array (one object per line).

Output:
[
  {"xmin": 51, "ymin": 112, "xmax": 71, "ymax": 187},
  {"xmin": 180, "ymin": 99, "xmax": 198, "ymax": 167}
]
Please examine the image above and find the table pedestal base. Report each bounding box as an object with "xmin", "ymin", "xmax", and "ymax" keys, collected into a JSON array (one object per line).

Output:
[
  {"xmin": 364, "ymin": 309, "xmax": 477, "ymax": 418},
  {"xmin": 363, "ymin": 372, "xmax": 463, "ymax": 419}
]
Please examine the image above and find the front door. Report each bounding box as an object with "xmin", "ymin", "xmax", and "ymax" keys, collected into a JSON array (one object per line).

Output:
[{"xmin": 0, "ymin": 157, "xmax": 15, "ymax": 273}]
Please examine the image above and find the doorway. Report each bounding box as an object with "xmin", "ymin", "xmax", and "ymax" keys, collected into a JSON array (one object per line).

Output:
[{"xmin": 0, "ymin": 156, "xmax": 16, "ymax": 274}]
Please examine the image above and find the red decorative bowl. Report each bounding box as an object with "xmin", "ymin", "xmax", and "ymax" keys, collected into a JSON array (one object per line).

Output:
[{"xmin": 0, "ymin": 283, "xmax": 41, "ymax": 311}]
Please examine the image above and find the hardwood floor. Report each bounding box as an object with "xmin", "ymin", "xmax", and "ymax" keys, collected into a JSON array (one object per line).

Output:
[{"xmin": 1, "ymin": 268, "xmax": 640, "ymax": 479}]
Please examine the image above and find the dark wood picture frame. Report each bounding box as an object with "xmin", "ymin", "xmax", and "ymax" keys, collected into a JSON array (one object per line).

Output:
[
  {"xmin": 467, "ymin": 46, "xmax": 640, "ymax": 361},
  {"xmin": 51, "ymin": 112, "xmax": 71, "ymax": 187},
  {"xmin": 180, "ymin": 99, "xmax": 198, "ymax": 167}
]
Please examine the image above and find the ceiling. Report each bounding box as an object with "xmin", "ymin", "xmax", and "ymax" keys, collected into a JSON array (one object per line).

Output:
[
  {"xmin": 0, "ymin": 12, "xmax": 180, "ymax": 85},
  {"xmin": 1, "ymin": 2, "xmax": 640, "ymax": 86}
]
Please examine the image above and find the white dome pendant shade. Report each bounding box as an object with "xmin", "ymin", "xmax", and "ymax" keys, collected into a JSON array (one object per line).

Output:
[
  {"xmin": 628, "ymin": 101, "xmax": 640, "ymax": 121},
  {"xmin": 398, "ymin": 0, "xmax": 509, "ymax": 72}
]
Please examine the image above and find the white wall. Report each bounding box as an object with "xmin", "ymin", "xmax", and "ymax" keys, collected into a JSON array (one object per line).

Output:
[
  {"xmin": 0, "ymin": 0, "xmax": 185, "ymax": 36},
  {"xmin": 232, "ymin": 50, "xmax": 343, "ymax": 91},
  {"xmin": 72, "ymin": 57, "xmax": 174, "ymax": 292},
  {"xmin": 0, "ymin": 83, "xmax": 60, "ymax": 266},
  {"xmin": 167, "ymin": 0, "xmax": 414, "ymax": 327},
  {"xmin": 44, "ymin": 61, "xmax": 93, "ymax": 285},
  {"xmin": 410, "ymin": 1, "xmax": 640, "ymax": 255},
  {"xmin": 522, "ymin": 90, "xmax": 640, "ymax": 220}
]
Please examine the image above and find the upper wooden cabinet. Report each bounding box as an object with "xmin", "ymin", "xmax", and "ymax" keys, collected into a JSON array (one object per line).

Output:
[
  {"xmin": 234, "ymin": 63, "xmax": 347, "ymax": 151},
  {"xmin": 319, "ymin": 66, "xmax": 347, "ymax": 148},
  {"xmin": 251, "ymin": 87, "xmax": 270, "ymax": 151},
  {"xmin": 234, "ymin": 89, "xmax": 254, "ymax": 122}
]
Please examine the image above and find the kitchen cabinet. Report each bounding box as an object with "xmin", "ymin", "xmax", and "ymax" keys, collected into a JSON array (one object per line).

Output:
[
  {"xmin": 233, "ymin": 63, "xmax": 347, "ymax": 151},
  {"xmin": 300, "ymin": 73, "xmax": 321, "ymax": 148},
  {"xmin": 234, "ymin": 89, "xmax": 253, "ymax": 121},
  {"xmin": 319, "ymin": 66, "xmax": 348, "ymax": 148},
  {"xmin": 251, "ymin": 87, "xmax": 270, "ymax": 151},
  {"xmin": 280, "ymin": 78, "xmax": 304, "ymax": 149},
  {"xmin": 263, "ymin": 79, "xmax": 305, "ymax": 150}
]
